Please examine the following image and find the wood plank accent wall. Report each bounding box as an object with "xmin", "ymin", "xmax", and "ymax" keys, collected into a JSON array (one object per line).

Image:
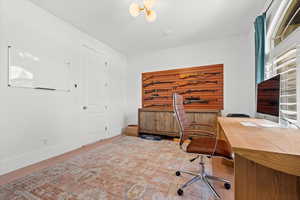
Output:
[{"xmin": 142, "ymin": 64, "xmax": 224, "ymax": 110}]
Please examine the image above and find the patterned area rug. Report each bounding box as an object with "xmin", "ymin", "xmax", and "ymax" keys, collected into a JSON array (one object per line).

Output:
[{"xmin": 0, "ymin": 136, "xmax": 213, "ymax": 200}]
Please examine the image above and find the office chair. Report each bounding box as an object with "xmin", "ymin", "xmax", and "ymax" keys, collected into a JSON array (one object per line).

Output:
[{"xmin": 173, "ymin": 93, "xmax": 232, "ymax": 199}]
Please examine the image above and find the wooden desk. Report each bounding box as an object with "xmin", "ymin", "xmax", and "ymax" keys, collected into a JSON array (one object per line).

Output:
[{"xmin": 217, "ymin": 117, "xmax": 300, "ymax": 200}]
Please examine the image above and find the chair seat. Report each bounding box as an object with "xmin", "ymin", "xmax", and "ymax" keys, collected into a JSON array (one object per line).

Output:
[{"xmin": 187, "ymin": 137, "xmax": 232, "ymax": 159}]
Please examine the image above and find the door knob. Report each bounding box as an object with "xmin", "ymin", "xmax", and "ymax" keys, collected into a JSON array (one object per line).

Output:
[{"xmin": 83, "ymin": 106, "xmax": 88, "ymax": 110}]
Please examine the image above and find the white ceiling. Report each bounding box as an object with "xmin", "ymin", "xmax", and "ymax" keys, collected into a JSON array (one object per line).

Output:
[{"xmin": 28, "ymin": 0, "xmax": 266, "ymax": 55}]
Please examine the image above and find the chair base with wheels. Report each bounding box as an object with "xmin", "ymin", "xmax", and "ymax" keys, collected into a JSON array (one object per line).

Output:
[{"xmin": 175, "ymin": 155, "xmax": 231, "ymax": 199}]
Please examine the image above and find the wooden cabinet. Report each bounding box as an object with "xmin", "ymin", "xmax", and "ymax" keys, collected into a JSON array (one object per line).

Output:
[{"xmin": 138, "ymin": 108, "xmax": 220, "ymax": 137}]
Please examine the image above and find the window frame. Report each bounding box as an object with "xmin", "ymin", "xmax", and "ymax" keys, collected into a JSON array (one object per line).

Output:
[
  {"xmin": 273, "ymin": 0, "xmax": 300, "ymax": 46},
  {"xmin": 265, "ymin": 0, "xmax": 300, "ymax": 127}
]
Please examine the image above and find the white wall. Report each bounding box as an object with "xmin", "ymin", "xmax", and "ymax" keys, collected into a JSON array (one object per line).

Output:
[
  {"xmin": 0, "ymin": 0, "xmax": 127, "ymax": 175},
  {"xmin": 126, "ymin": 34, "xmax": 256, "ymax": 124},
  {"xmin": 0, "ymin": 0, "xmax": 258, "ymax": 175}
]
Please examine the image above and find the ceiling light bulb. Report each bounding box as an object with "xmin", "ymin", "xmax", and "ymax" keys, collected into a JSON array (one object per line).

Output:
[
  {"xmin": 129, "ymin": 3, "xmax": 140, "ymax": 17},
  {"xmin": 144, "ymin": 0, "xmax": 156, "ymax": 9},
  {"xmin": 145, "ymin": 9, "xmax": 157, "ymax": 22}
]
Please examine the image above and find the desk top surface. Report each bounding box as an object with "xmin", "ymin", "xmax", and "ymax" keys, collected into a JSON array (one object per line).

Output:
[{"xmin": 218, "ymin": 117, "xmax": 300, "ymax": 176}]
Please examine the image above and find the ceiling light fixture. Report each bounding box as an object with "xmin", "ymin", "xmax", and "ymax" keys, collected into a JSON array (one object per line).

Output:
[{"xmin": 129, "ymin": 0, "xmax": 157, "ymax": 22}]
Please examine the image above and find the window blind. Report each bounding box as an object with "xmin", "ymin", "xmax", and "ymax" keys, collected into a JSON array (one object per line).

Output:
[{"xmin": 274, "ymin": 48, "xmax": 298, "ymax": 124}]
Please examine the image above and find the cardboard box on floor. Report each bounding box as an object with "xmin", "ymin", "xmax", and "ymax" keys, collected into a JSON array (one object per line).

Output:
[
  {"xmin": 173, "ymin": 138, "xmax": 191, "ymax": 144},
  {"xmin": 124, "ymin": 125, "xmax": 139, "ymax": 137}
]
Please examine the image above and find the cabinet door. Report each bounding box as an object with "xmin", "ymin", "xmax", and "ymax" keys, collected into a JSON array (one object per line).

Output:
[
  {"xmin": 172, "ymin": 112, "xmax": 194, "ymax": 135},
  {"xmin": 173, "ymin": 114, "xmax": 180, "ymax": 133},
  {"xmin": 139, "ymin": 111, "xmax": 156, "ymax": 132},
  {"xmin": 155, "ymin": 112, "xmax": 177, "ymax": 135},
  {"xmin": 186, "ymin": 113, "xmax": 196, "ymax": 124}
]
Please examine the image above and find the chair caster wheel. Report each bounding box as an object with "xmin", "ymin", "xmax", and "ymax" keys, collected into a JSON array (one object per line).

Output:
[
  {"xmin": 177, "ymin": 189, "xmax": 184, "ymax": 196},
  {"xmin": 175, "ymin": 171, "xmax": 181, "ymax": 176},
  {"xmin": 224, "ymin": 182, "xmax": 231, "ymax": 190}
]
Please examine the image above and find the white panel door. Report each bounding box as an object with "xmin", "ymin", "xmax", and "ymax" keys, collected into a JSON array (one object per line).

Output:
[{"xmin": 81, "ymin": 45, "xmax": 109, "ymax": 142}]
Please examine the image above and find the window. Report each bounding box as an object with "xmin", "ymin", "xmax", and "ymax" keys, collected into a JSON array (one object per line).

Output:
[
  {"xmin": 276, "ymin": 48, "xmax": 297, "ymax": 123},
  {"xmin": 274, "ymin": 0, "xmax": 300, "ymax": 46},
  {"xmin": 265, "ymin": 0, "xmax": 300, "ymax": 126}
]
